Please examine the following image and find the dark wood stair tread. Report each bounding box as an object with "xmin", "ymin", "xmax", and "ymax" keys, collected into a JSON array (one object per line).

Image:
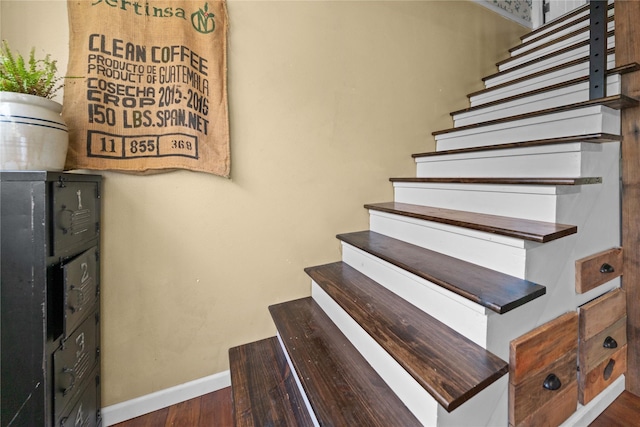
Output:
[
  {"xmin": 337, "ymin": 230, "xmax": 545, "ymax": 314},
  {"xmin": 478, "ymin": 47, "xmax": 615, "ymax": 92},
  {"xmin": 518, "ymin": 2, "xmax": 593, "ymax": 42},
  {"xmin": 457, "ymin": 63, "xmax": 639, "ymax": 117},
  {"xmin": 517, "ymin": 2, "xmax": 612, "ymax": 44},
  {"xmin": 269, "ymin": 298, "xmax": 421, "ymax": 426},
  {"xmin": 389, "ymin": 177, "xmax": 602, "ymax": 185},
  {"xmin": 364, "ymin": 201, "xmax": 576, "ymax": 243},
  {"xmin": 489, "ymin": 30, "xmax": 614, "ymax": 87},
  {"xmin": 305, "ymin": 261, "xmax": 509, "ymax": 412},
  {"xmin": 412, "ymin": 133, "xmax": 621, "ymax": 159},
  {"xmin": 497, "ymin": 25, "xmax": 614, "ymax": 68},
  {"xmin": 433, "ymin": 95, "xmax": 637, "ymax": 137},
  {"xmin": 508, "ymin": 15, "xmax": 613, "ymax": 57},
  {"xmin": 229, "ymin": 336, "xmax": 315, "ymax": 427}
]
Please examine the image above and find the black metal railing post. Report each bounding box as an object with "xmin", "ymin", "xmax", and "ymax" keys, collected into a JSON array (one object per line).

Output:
[{"xmin": 589, "ymin": 0, "xmax": 608, "ymax": 99}]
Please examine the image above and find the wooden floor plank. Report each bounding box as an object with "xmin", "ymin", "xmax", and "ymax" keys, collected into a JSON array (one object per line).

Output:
[
  {"xmin": 229, "ymin": 337, "xmax": 314, "ymax": 427},
  {"xmin": 270, "ymin": 298, "xmax": 421, "ymax": 426},
  {"xmin": 165, "ymin": 398, "xmax": 202, "ymax": 426},
  {"xmin": 365, "ymin": 201, "xmax": 576, "ymax": 243},
  {"xmin": 589, "ymin": 391, "xmax": 640, "ymax": 427},
  {"xmin": 199, "ymin": 390, "xmax": 233, "ymax": 426},
  {"xmin": 306, "ymin": 261, "xmax": 508, "ymax": 411},
  {"xmin": 109, "ymin": 388, "xmax": 232, "ymax": 427}
]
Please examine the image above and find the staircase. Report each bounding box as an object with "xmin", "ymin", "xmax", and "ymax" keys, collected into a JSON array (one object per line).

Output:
[{"xmin": 229, "ymin": 2, "xmax": 638, "ymax": 426}]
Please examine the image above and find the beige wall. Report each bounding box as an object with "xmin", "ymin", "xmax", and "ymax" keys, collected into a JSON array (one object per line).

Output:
[{"xmin": 1, "ymin": 0, "xmax": 525, "ymax": 406}]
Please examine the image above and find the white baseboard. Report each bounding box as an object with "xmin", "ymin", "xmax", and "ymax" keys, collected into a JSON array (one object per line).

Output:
[
  {"xmin": 561, "ymin": 375, "xmax": 625, "ymax": 427},
  {"xmin": 101, "ymin": 370, "xmax": 231, "ymax": 426}
]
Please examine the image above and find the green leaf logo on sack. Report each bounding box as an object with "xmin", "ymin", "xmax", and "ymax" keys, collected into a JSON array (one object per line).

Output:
[{"xmin": 191, "ymin": 3, "xmax": 215, "ymax": 34}]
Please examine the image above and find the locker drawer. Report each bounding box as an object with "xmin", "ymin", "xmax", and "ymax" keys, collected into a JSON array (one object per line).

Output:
[
  {"xmin": 509, "ymin": 312, "xmax": 578, "ymax": 427},
  {"xmin": 57, "ymin": 365, "xmax": 101, "ymax": 427},
  {"xmin": 575, "ymin": 247, "xmax": 623, "ymax": 294},
  {"xmin": 63, "ymin": 246, "xmax": 99, "ymax": 336},
  {"xmin": 578, "ymin": 288, "xmax": 627, "ymax": 404},
  {"xmin": 54, "ymin": 311, "xmax": 99, "ymax": 422},
  {"xmin": 52, "ymin": 180, "xmax": 99, "ymax": 257}
]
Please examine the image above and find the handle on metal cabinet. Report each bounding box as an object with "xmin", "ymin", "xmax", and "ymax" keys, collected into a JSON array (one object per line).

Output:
[
  {"xmin": 600, "ymin": 263, "xmax": 615, "ymax": 274},
  {"xmin": 67, "ymin": 286, "xmax": 85, "ymax": 313},
  {"xmin": 543, "ymin": 373, "xmax": 562, "ymax": 391},
  {"xmin": 603, "ymin": 336, "xmax": 618, "ymax": 349},
  {"xmin": 62, "ymin": 367, "xmax": 76, "ymax": 396}
]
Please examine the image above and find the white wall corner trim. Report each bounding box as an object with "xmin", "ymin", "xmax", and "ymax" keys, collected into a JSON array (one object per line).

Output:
[{"xmin": 101, "ymin": 370, "xmax": 231, "ymax": 426}]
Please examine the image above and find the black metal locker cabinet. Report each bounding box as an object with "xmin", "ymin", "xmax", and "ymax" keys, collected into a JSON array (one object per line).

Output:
[{"xmin": 1, "ymin": 172, "xmax": 102, "ymax": 427}]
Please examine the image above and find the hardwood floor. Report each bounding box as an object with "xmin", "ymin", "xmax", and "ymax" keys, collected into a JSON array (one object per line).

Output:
[
  {"xmin": 589, "ymin": 391, "xmax": 640, "ymax": 427},
  {"xmin": 110, "ymin": 387, "xmax": 233, "ymax": 427},
  {"xmin": 109, "ymin": 385, "xmax": 640, "ymax": 426}
]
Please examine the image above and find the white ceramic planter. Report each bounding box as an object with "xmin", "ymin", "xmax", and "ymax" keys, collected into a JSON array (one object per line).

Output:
[{"xmin": 0, "ymin": 92, "xmax": 69, "ymax": 171}]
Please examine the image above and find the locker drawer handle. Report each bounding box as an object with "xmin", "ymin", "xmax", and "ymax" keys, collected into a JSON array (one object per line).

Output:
[
  {"xmin": 603, "ymin": 336, "xmax": 618, "ymax": 349},
  {"xmin": 62, "ymin": 367, "xmax": 76, "ymax": 396},
  {"xmin": 543, "ymin": 373, "xmax": 561, "ymax": 391},
  {"xmin": 600, "ymin": 263, "xmax": 615, "ymax": 274},
  {"xmin": 603, "ymin": 359, "xmax": 615, "ymax": 381},
  {"xmin": 67, "ymin": 287, "xmax": 85, "ymax": 314}
]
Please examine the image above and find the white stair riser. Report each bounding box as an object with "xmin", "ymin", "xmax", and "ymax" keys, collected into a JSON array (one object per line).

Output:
[
  {"xmin": 311, "ymin": 281, "xmax": 439, "ymax": 425},
  {"xmin": 435, "ymin": 106, "xmax": 620, "ymax": 151},
  {"xmin": 513, "ymin": 7, "xmax": 613, "ymax": 56},
  {"xmin": 499, "ymin": 21, "xmax": 615, "ymax": 72},
  {"xmin": 487, "ymin": 38, "xmax": 614, "ymax": 89},
  {"xmin": 457, "ymin": 78, "xmax": 620, "ymax": 127},
  {"xmin": 341, "ymin": 243, "xmax": 491, "ymax": 346},
  {"xmin": 393, "ymin": 183, "xmax": 576, "ymax": 222},
  {"xmin": 368, "ymin": 210, "xmax": 529, "ymax": 277},
  {"xmin": 520, "ymin": 7, "xmax": 590, "ymax": 44},
  {"xmin": 477, "ymin": 54, "xmax": 616, "ymax": 105},
  {"xmin": 416, "ymin": 143, "xmax": 606, "ymax": 178}
]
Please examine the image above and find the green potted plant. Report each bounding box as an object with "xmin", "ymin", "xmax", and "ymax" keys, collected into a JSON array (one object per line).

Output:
[{"xmin": 0, "ymin": 40, "xmax": 68, "ymax": 171}]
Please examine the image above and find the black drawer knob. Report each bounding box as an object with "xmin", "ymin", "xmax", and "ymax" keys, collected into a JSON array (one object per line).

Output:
[
  {"xmin": 600, "ymin": 263, "xmax": 615, "ymax": 274},
  {"xmin": 603, "ymin": 336, "xmax": 618, "ymax": 349},
  {"xmin": 543, "ymin": 373, "xmax": 562, "ymax": 391}
]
